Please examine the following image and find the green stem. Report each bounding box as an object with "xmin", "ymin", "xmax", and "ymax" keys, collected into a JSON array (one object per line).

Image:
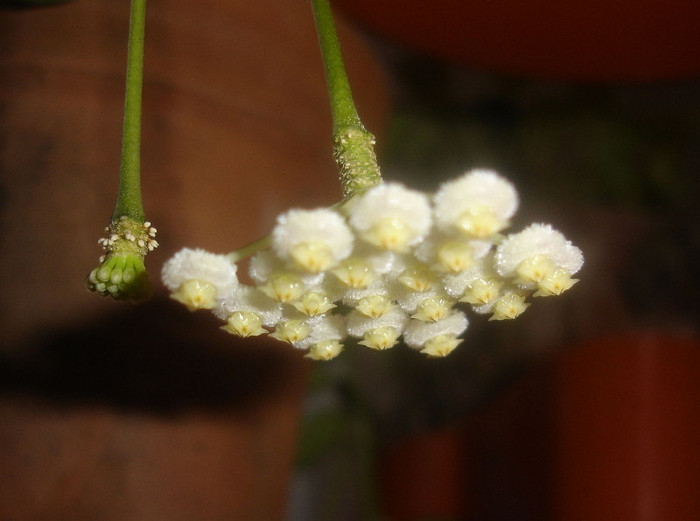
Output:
[
  {"xmin": 310, "ymin": 0, "xmax": 382, "ymax": 198},
  {"xmin": 226, "ymin": 235, "xmax": 272, "ymax": 263},
  {"xmin": 112, "ymin": 0, "xmax": 146, "ymax": 222}
]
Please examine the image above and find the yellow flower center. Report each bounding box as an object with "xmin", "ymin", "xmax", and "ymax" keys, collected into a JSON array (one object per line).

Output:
[
  {"xmin": 332, "ymin": 259, "xmax": 375, "ymax": 288},
  {"xmin": 221, "ymin": 311, "xmax": 266, "ymax": 337},
  {"xmin": 171, "ymin": 279, "xmax": 218, "ymax": 311},
  {"xmin": 420, "ymin": 334, "xmax": 461, "ymax": 357},
  {"xmin": 489, "ymin": 293, "xmax": 530, "ymax": 321},
  {"xmin": 359, "ymin": 327, "xmax": 400, "ymax": 350},
  {"xmin": 290, "ymin": 242, "xmax": 335, "ymax": 273},
  {"xmin": 364, "ymin": 218, "xmax": 412, "ymax": 252},
  {"xmin": 260, "ymin": 273, "xmax": 304, "ymax": 302},
  {"xmin": 436, "ymin": 241, "xmax": 476, "ymax": 272},
  {"xmin": 355, "ymin": 295, "xmax": 394, "ymax": 318},
  {"xmin": 270, "ymin": 320, "xmax": 312, "ymax": 344},
  {"xmin": 460, "ymin": 278, "xmax": 502, "ymax": 306},
  {"xmin": 398, "ymin": 265, "xmax": 436, "ymax": 292},
  {"xmin": 293, "ymin": 292, "xmax": 336, "ymax": 317},
  {"xmin": 456, "ymin": 207, "xmax": 505, "ymax": 238},
  {"xmin": 412, "ymin": 297, "xmax": 454, "ymax": 322}
]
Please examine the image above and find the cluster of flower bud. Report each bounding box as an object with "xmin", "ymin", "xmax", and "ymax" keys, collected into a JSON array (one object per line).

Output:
[
  {"xmin": 162, "ymin": 170, "xmax": 583, "ymax": 360},
  {"xmin": 87, "ymin": 216, "xmax": 158, "ymax": 300}
]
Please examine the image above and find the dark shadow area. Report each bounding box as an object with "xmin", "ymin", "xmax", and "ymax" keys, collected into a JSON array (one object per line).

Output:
[{"xmin": 0, "ymin": 297, "xmax": 307, "ymax": 415}]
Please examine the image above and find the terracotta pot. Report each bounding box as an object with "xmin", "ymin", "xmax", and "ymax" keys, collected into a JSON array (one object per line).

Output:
[
  {"xmin": 0, "ymin": 1, "xmax": 388, "ymax": 520},
  {"xmin": 435, "ymin": 332, "xmax": 700, "ymax": 520},
  {"xmin": 334, "ymin": 0, "xmax": 700, "ymax": 82},
  {"xmin": 553, "ymin": 332, "xmax": 700, "ymax": 521}
]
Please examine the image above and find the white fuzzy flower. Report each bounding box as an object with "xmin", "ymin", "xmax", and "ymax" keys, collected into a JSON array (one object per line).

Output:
[
  {"xmin": 340, "ymin": 280, "xmax": 389, "ymax": 307},
  {"xmin": 292, "ymin": 314, "xmax": 347, "ymax": 350},
  {"xmin": 395, "ymin": 287, "xmax": 443, "ymax": 314},
  {"xmin": 270, "ymin": 320, "xmax": 312, "ymax": 345},
  {"xmin": 403, "ymin": 311, "xmax": 468, "ymax": 349},
  {"xmin": 495, "ymin": 223, "xmax": 583, "ymax": 289},
  {"xmin": 460, "ymin": 277, "xmax": 503, "ymax": 310},
  {"xmin": 272, "ymin": 208, "xmax": 353, "ymax": 272},
  {"xmin": 248, "ymin": 250, "xmax": 283, "ymax": 284},
  {"xmin": 412, "ymin": 296, "xmax": 456, "ymax": 322},
  {"xmin": 348, "ymin": 183, "xmax": 432, "ymax": 252},
  {"xmin": 354, "ymin": 243, "xmax": 412, "ymax": 279},
  {"xmin": 214, "ymin": 285, "xmax": 282, "ymax": 326},
  {"xmin": 161, "ymin": 248, "xmax": 238, "ymax": 292},
  {"xmin": 220, "ymin": 311, "xmax": 267, "ymax": 337},
  {"xmin": 345, "ymin": 308, "xmax": 409, "ymax": 338},
  {"xmin": 441, "ymin": 267, "xmax": 487, "ymax": 299},
  {"xmin": 433, "ymin": 169, "xmax": 518, "ymax": 237},
  {"xmin": 347, "ymin": 304, "xmax": 408, "ymax": 350},
  {"xmin": 489, "ymin": 292, "xmax": 530, "ymax": 320},
  {"xmin": 415, "ymin": 237, "xmax": 492, "ymax": 273}
]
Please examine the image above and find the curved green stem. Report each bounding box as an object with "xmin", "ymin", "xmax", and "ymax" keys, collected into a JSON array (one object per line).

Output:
[
  {"xmin": 223, "ymin": 0, "xmax": 385, "ymax": 264},
  {"xmin": 311, "ymin": 0, "xmax": 361, "ymax": 131},
  {"xmin": 112, "ymin": 0, "xmax": 146, "ymax": 222},
  {"xmin": 227, "ymin": 235, "xmax": 272, "ymax": 263},
  {"xmin": 311, "ymin": 0, "xmax": 382, "ymax": 198}
]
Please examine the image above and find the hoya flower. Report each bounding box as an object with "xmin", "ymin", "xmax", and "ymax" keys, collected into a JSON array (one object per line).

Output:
[
  {"xmin": 292, "ymin": 315, "xmax": 346, "ymax": 350},
  {"xmin": 306, "ymin": 339, "xmax": 344, "ymax": 361},
  {"xmin": 354, "ymin": 295, "xmax": 396, "ymax": 318},
  {"xmin": 403, "ymin": 311, "xmax": 468, "ymax": 355},
  {"xmin": 354, "ymin": 243, "xmax": 413, "ymax": 279},
  {"xmin": 421, "ymin": 335, "xmax": 463, "ymax": 358},
  {"xmin": 221, "ymin": 311, "xmax": 267, "ymax": 337},
  {"xmin": 358, "ymin": 327, "xmax": 402, "ymax": 351},
  {"xmin": 346, "ymin": 307, "xmax": 409, "ymax": 338},
  {"xmin": 393, "ymin": 265, "xmax": 444, "ymax": 313},
  {"xmin": 495, "ymin": 223, "xmax": 583, "ymax": 294},
  {"xmin": 162, "ymin": 168, "xmax": 582, "ymax": 360},
  {"xmin": 331, "ymin": 257, "xmax": 377, "ymax": 289},
  {"xmin": 348, "ymin": 183, "xmax": 432, "ymax": 252},
  {"xmin": 433, "ymin": 169, "xmax": 518, "ymax": 238},
  {"xmin": 214, "ymin": 285, "xmax": 283, "ymax": 327},
  {"xmin": 412, "ymin": 296, "xmax": 456, "ymax": 322},
  {"xmin": 270, "ymin": 320, "xmax": 313, "ymax": 344},
  {"xmin": 161, "ymin": 247, "xmax": 238, "ymax": 310},
  {"xmin": 415, "ymin": 235, "xmax": 493, "ymax": 274},
  {"xmin": 292, "ymin": 291, "xmax": 337, "ymax": 317},
  {"xmin": 460, "ymin": 277, "xmax": 503, "ymax": 312},
  {"xmin": 327, "ymin": 257, "xmax": 389, "ymax": 305},
  {"xmin": 272, "ymin": 208, "xmax": 353, "ymax": 272},
  {"xmin": 259, "ymin": 272, "xmax": 306, "ymax": 303},
  {"xmin": 489, "ymin": 292, "xmax": 530, "ymax": 321}
]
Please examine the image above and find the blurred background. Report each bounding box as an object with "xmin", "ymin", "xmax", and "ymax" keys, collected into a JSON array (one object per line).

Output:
[{"xmin": 1, "ymin": 1, "xmax": 699, "ymax": 520}]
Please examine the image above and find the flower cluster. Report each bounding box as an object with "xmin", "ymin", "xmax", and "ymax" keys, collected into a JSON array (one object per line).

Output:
[{"xmin": 162, "ymin": 170, "xmax": 583, "ymax": 360}]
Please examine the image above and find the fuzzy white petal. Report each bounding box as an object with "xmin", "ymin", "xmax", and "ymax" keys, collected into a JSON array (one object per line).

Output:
[
  {"xmin": 346, "ymin": 308, "xmax": 409, "ymax": 337},
  {"xmin": 214, "ymin": 285, "xmax": 282, "ymax": 326},
  {"xmin": 495, "ymin": 223, "xmax": 584, "ymax": 277},
  {"xmin": 272, "ymin": 208, "xmax": 353, "ymax": 266},
  {"xmin": 433, "ymin": 170, "xmax": 518, "ymax": 234},
  {"xmin": 162, "ymin": 248, "xmax": 238, "ymax": 292},
  {"xmin": 403, "ymin": 311, "xmax": 469, "ymax": 349},
  {"xmin": 292, "ymin": 315, "xmax": 347, "ymax": 350},
  {"xmin": 348, "ymin": 183, "xmax": 432, "ymax": 249}
]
